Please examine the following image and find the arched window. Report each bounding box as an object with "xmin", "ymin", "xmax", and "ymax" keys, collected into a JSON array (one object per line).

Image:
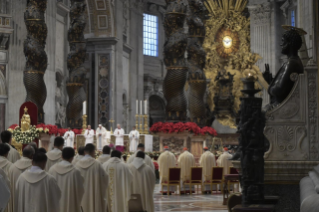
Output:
[{"xmin": 143, "ymin": 14, "xmax": 158, "ymax": 57}]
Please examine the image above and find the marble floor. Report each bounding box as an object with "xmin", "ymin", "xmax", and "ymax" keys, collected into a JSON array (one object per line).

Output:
[{"xmin": 154, "ymin": 185, "xmax": 228, "ymax": 212}]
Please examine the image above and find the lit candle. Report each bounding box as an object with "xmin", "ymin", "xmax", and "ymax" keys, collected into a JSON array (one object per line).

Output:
[
  {"xmin": 144, "ymin": 100, "xmax": 147, "ymax": 115},
  {"xmin": 83, "ymin": 101, "xmax": 86, "ymax": 115},
  {"xmin": 136, "ymin": 100, "xmax": 138, "ymax": 114},
  {"xmin": 140, "ymin": 100, "xmax": 143, "ymax": 115}
]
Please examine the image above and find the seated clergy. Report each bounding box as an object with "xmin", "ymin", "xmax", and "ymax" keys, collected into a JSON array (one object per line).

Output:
[
  {"xmin": 45, "ymin": 137, "xmax": 64, "ymax": 171},
  {"xmin": 158, "ymin": 146, "xmax": 176, "ymax": 194},
  {"xmin": 199, "ymin": 147, "xmax": 216, "ymax": 193},
  {"xmin": 96, "ymin": 145, "xmax": 111, "ymax": 164},
  {"xmin": 1, "ymin": 130, "xmax": 20, "ymax": 163},
  {"xmin": 49, "ymin": 147, "xmax": 84, "ymax": 212},
  {"xmin": 75, "ymin": 144, "xmax": 107, "ymax": 212},
  {"xmin": 178, "ymin": 147, "xmax": 195, "ymax": 194},
  {"xmin": 127, "ymin": 143, "xmax": 155, "ymax": 170},
  {"xmin": 15, "ymin": 152, "xmax": 61, "ymax": 212},
  {"xmin": 217, "ymin": 147, "xmax": 233, "ymax": 175},
  {"xmin": 72, "ymin": 146, "xmax": 85, "ymax": 165}
]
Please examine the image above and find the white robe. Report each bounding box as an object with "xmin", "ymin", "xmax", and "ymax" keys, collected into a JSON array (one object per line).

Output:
[
  {"xmin": 8, "ymin": 157, "xmax": 32, "ymax": 212},
  {"xmin": 199, "ymin": 151, "xmax": 216, "ymax": 191},
  {"xmin": 128, "ymin": 158, "xmax": 155, "ymax": 212},
  {"xmin": 178, "ymin": 151, "xmax": 195, "ymax": 191},
  {"xmin": 63, "ymin": 131, "xmax": 75, "ymax": 148},
  {"xmin": 0, "ymin": 156, "xmax": 12, "ymax": 176},
  {"xmin": 75, "ymin": 156, "xmax": 108, "ymax": 212},
  {"xmin": 45, "ymin": 148, "xmax": 62, "ymax": 172},
  {"xmin": 84, "ymin": 129, "xmax": 95, "ymax": 144},
  {"xmin": 103, "ymin": 157, "xmax": 132, "ymax": 212},
  {"xmin": 217, "ymin": 151, "xmax": 233, "ymax": 175},
  {"xmin": 158, "ymin": 151, "xmax": 176, "ymax": 192},
  {"xmin": 127, "ymin": 151, "xmax": 155, "ymax": 170},
  {"xmin": 5, "ymin": 143, "xmax": 20, "ymax": 164},
  {"xmin": 0, "ymin": 168, "xmax": 10, "ymax": 212},
  {"xmin": 49, "ymin": 161, "xmax": 84, "ymax": 212},
  {"xmin": 129, "ymin": 130, "xmax": 140, "ymax": 152},
  {"xmin": 96, "ymin": 127, "xmax": 108, "ymax": 151},
  {"xmin": 113, "ymin": 128, "xmax": 125, "ymax": 146},
  {"xmin": 96, "ymin": 154, "xmax": 111, "ymax": 164},
  {"xmin": 15, "ymin": 167, "xmax": 61, "ymax": 212},
  {"xmin": 72, "ymin": 155, "xmax": 84, "ymax": 165}
]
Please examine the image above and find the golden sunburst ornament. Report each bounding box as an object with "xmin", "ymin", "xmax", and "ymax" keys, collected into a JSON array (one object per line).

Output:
[{"xmin": 215, "ymin": 27, "xmax": 240, "ymax": 58}]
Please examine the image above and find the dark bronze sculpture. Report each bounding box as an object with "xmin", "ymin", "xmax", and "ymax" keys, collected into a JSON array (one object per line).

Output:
[
  {"xmin": 23, "ymin": 0, "xmax": 48, "ymax": 123},
  {"xmin": 66, "ymin": 0, "xmax": 87, "ymax": 128}
]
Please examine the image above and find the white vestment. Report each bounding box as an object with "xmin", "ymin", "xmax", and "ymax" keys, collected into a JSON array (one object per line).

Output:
[
  {"xmin": 199, "ymin": 151, "xmax": 216, "ymax": 191},
  {"xmin": 15, "ymin": 167, "xmax": 61, "ymax": 212},
  {"xmin": 127, "ymin": 151, "xmax": 155, "ymax": 170},
  {"xmin": 5, "ymin": 143, "xmax": 20, "ymax": 164},
  {"xmin": 0, "ymin": 168, "xmax": 10, "ymax": 212},
  {"xmin": 217, "ymin": 151, "xmax": 233, "ymax": 175},
  {"xmin": 63, "ymin": 131, "xmax": 75, "ymax": 148},
  {"xmin": 96, "ymin": 154, "xmax": 111, "ymax": 164},
  {"xmin": 103, "ymin": 157, "xmax": 132, "ymax": 212},
  {"xmin": 45, "ymin": 148, "xmax": 62, "ymax": 172},
  {"xmin": 8, "ymin": 157, "xmax": 32, "ymax": 212},
  {"xmin": 128, "ymin": 158, "xmax": 155, "ymax": 212},
  {"xmin": 178, "ymin": 151, "xmax": 195, "ymax": 191},
  {"xmin": 72, "ymin": 155, "xmax": 84, "ymax": 165},
  {"xmin": 129, "ymin": 130, "xmax": 140, "ymax": 152},
  {"xmin": 75, "ymin": 156, "xmax": 108, "ymax": 212},
  {"xmin": 158, "ymin": 151, "xmax": 176, "ymax": 192},
  {"xmin": 114, "ymin": 128, "xmax": 125, "ymax": 146},
  {"xmin": 95, "ymin": 127, "xmax": 108, "ymax": 151},
  {"xmin": 49, "ymin": 161, "xmax": 84, "ymax": 212},
  {"xmin": 0, "ymin": 156, "xmax": 12, "ymax": 176},
  {"xmin": 84, "ymin": 129, "xmax": 95, "ymax": 144}
]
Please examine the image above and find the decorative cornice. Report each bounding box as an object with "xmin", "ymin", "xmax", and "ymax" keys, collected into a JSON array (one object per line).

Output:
[
  {"xmin": 86, "ymin": 37, "xmax": 118, "ymax": 45},
  {"xmin": 57, "ymin": 2, "xmax": 70, "ymax": 17},
  {"xmin": 249, "ymin": 3, "xmax": 273, "ymax": 25}
]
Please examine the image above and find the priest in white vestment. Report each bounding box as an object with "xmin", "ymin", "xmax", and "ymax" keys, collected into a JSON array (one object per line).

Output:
[
  {"xmin": 49, "ymin": 147, "xmax": 84, "ymax": 212},
  {"xmin": 1, "ymin": 131, "xmax": 20, "ymax": 163},
  {"xmin": 128, "ymin": 151, "xmax": 155, "ymax": 212},
  {"xmin": 178, "ymin": 147, "xmax": 195, "ymax": 194},
  {"xmin": 75, "ymin": 144, "xmax": 107, "ymax": 212},
  {"xmin": 217, "ymin": 147, "xmax": 233, "ymax": 175},
  {"xmin": 103, "ymin": 150, "xmax": 132, "ymax": 212},
  {"xmin": 199, "ymin": 147, "xmax": 216, "ymax": 193},
  {"xmin": 15, "ymin": 152, "xmax": 61, "ymax": 212},
  {"xmin": 84, "ymin": 125, "xmax": 95, "ymax": 145},
  {"xmin": 63, "ymin": 128, "xmax": 75, "ymax": 148},
  {"xmin": 127, "ymin": 143, "xmax": 155, "ymax": 170},
  {"xmin": 97, "ymin": 145, "xmax": 111, "ymax": 164},
  {"xmin": 114, "ymin": 124, "xmax": 125, "ymax": 152},
  {"xmin": 45, "ymin": 137, "xmax": 64, "ymax": 171},
  {"xmin": 8, "ymin": 145, "xmax": 34, "ymax": 212},
  {"xmin": 0, "ymin": 168, "xmax": 10, "ymax": 212},
  {"xmin": 96, "ymin": 124, "xmax": 108, "ymax": 151},
  {"xmin": 129, "ymin": 126, "xmax": 140, "ymax": 152},
  {"xmin": 0, "ymin": 144, "xmax": 12, "ymax": 177},
  {"xmin": 158, "ymin": 146, "xmax": 176, "ymax": 194},
  {"xmin": 72, "ymin": 146, "xmax": 85, "ymax": 165}
]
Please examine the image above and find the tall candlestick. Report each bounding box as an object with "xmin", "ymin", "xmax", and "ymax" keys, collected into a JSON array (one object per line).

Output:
[
  {"xmin": 140, "ymin": 100, "xmax": 143, "ymax": 115},
  {"xmin": 83, "ymin": 101, "xmax": 86, "ymax": 115},
  {"xmin": 136, "ymin": 100, "xmax": 138, "ymax": 114},
  {"xmin": 144, "ymin": 100, "xmax": 147, "ymax": 115}
]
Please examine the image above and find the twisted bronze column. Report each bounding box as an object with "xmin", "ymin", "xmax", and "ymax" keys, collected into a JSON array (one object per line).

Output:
[
  {"xmin": 23, "ymin": 0, "xmax": 48, "ymax": 123},
  {"xmin": 66, "ymin": 0, "xmax": 87, "ymax": 128}
]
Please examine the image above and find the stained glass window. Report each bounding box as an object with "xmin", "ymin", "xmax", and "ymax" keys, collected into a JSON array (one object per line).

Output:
[
  {"xmin": 143, "ymin": 14, "xmax": 158, "ymax": 57},
  {"xmin": 291, "ymin": 10, "xmax": 295, "ymax": 27}
]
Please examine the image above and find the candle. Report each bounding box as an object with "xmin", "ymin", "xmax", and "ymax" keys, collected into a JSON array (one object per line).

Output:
[
  {"xmin": 140, "ymin": 100, "xmax": 143, "ymax": 115},
  {"xmin": 136, "ymin": 100, "xmax": 138, "ymax": 114},
  {"xmin": 144, "ymin": 100, "xmax": 147, "ymax": 115},
  {"xmin": 83, "ymin": 101, "xmax": 86, "ymax": 115}
]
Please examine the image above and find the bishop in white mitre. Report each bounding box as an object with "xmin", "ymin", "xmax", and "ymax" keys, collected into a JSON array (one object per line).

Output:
[
  {"xmin": 128, "ymin": 151, "xmax": 155, "ymax": 212},
  {"xmin": 0, "ymin": 168, "xmax": 10, "ymax": 212},
  {"xmin": 158, "ymin": 146, "xmax": 176, "ymax": 194},
  {"xmin": 75, "ymin": 144, "xmax": 107, "ymax": 212},
  {"xmin": 49, "ymin": 147, "xmax": 84, "ymax": 212},
  {"xmin": 103, "ymin": 150, "xmax": 132, "ymax": 212},
  {"xmin": 127, "ymin": 143, "xmax": 155, "ymax": 170},
  {"xmin": 129, "ymin": 126, "xmax": 140, "ymax": 152},
  {"xmin": 8, "ymin": 145, "xmax": 34, "ymax": 212},
  {"xmin": 45, "ymin": 137, "xmax": 64, "ymax": 171},
  {"xmin": 217, "ymin": 147, "xmax": 233, "ymax": 175},
  {"xmin": 114, "ymin": 124, "xmax": 125, "ymax": 152},
  {"xmin": 0, "ymin": 144, "xmax": 12, "ymax": 177},
  {"xmin": 15, "ymin": 152, "xmax": 61, "ymax": 212},
  {"xmin": 199, "ymin": 147, "xmax": 216, "ymax": 193},
  {"xmin": 63, "ymin": 128, "xmax": 75, "ymax": 148},
  {"xmin": 178, "ymin": 147, "xmax": 195, "ymax": 193},
  {"xmin": 96, "ymin": 145, "xmax": 111, "ymax": 164},
  {"xmin": 1, "ymin": 131, "xmax": 20, "ymax": 163},
  {"xmin": 96, "ymin": 124, "xmax": 108, "ymax": 151},
  {"xmin": 84, "ymin": 125, "xmax": 95, "ymax": 145}
]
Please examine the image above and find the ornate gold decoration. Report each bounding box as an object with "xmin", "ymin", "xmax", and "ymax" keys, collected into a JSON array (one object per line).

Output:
[
  {"xmin": 109, "ymin": 119, "xmax": 114, "ymax": 134},
  {"xmin": 21, "ymin": 107, "xmax": 31, "ymax": 132},
  {"xmin": 108, "ymin": 167, "xmax": 115, "ymax": 212},
  {"xmin": 12, "ymin": 137, "xmax": 23, "ymax": 156},
  {"xmin": 143, "ymin": 115, "xmax": 149, "ymax": 134}
]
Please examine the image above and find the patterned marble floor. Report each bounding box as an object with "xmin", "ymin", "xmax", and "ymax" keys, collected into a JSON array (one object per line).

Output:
[{"xmin": 154, "ymin": 185, "xmax": 228, "ymax": 212}]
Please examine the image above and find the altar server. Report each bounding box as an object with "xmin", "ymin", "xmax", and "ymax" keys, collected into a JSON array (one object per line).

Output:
[
  {"xmin": 103, "ymin": 150, "xmax": 132, "ymax": 212},
  {"xmin": 97, "ymin": 145, "xmax": 111, "ymax": 164},
  {"xmin": 129, "ymin": 126, "xmax": 140, "ymax": 152},
  {"xmin": 0, "ymin": 168, "xmax": 10, "ymax": 212},
  {"xmin": 84, "ymin": 125, "xmax": 95, "ymax": 145},
  {"xmin": 178, "ymin": 147, "xmax": 195, "ymax": 193},
  {"xmin": 0, "ymin": 143, "xmax": 12, "ymax": 176},
  {"xmin": 114, "ymin": 124, "xmax": 125, "ymax": 152},
  {"xmin": 75, "ymin": 144, "xmax": 107, "ymax": 212},
  {"xmin": 96, "ymin": 124, "xmax": 108, "ymax": 151},
  {"xmin": 72, "ymin": 146, "xmax": 85, "ymax": 165},
  {"xmin": 15, "ymin": 152, "xmax": 61, "ymax": 212},
  {"xmin": 158, "ymin": 146, "xmax": 176, "ymax": 194},
  {"xmin": 200, "ymin": 147, "xmax": 216, "ymax": 193},
  {"xmin": 128, "ymin": 151, "xmax": 155, "ymax": 212},
  {"xmin": 8, "ymin": 145, "xmax": 34, "ymax": 212},
  {"xmin": 49, "ymin": 147, "xmax": 84, "ymax": 212},
  {"xmin": 63, "ymin": 128, "xmax": 75, "ymax": 148},
  {"xmin": 217, "ymin": 147, "xmax": 233, "ymax": 175},
  {"xmin": 127, "ymin": 143, "xmax": 155, "ymax": 170},
  {"xmin": 1, "ymin": 130, "xmax": 20, "ymax": 163},
  {"xmin": 45, "ymin": 137, "xmax": 64, "ymax": 171}
]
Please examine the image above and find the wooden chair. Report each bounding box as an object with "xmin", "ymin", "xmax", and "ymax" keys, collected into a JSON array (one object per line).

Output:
[
  {"xmin": 161, "ymin": 168, "xmax": 181, "ymax": 195},
  {"xmin": 183, "ymin": 167, "xmax": 203, "ymax": 194},
  {"xmin": 202, "ymin": 167, "xmax": 224, "ymax": 194},
  {"xmin": 228, "ymin": 167, "xmax": 240, "ymax": 192}
]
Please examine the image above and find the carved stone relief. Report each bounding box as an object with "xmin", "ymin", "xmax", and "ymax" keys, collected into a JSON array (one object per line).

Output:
[{"xmin": 163, "ymin": 137, "xmax": 184, "ymax": 153}]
